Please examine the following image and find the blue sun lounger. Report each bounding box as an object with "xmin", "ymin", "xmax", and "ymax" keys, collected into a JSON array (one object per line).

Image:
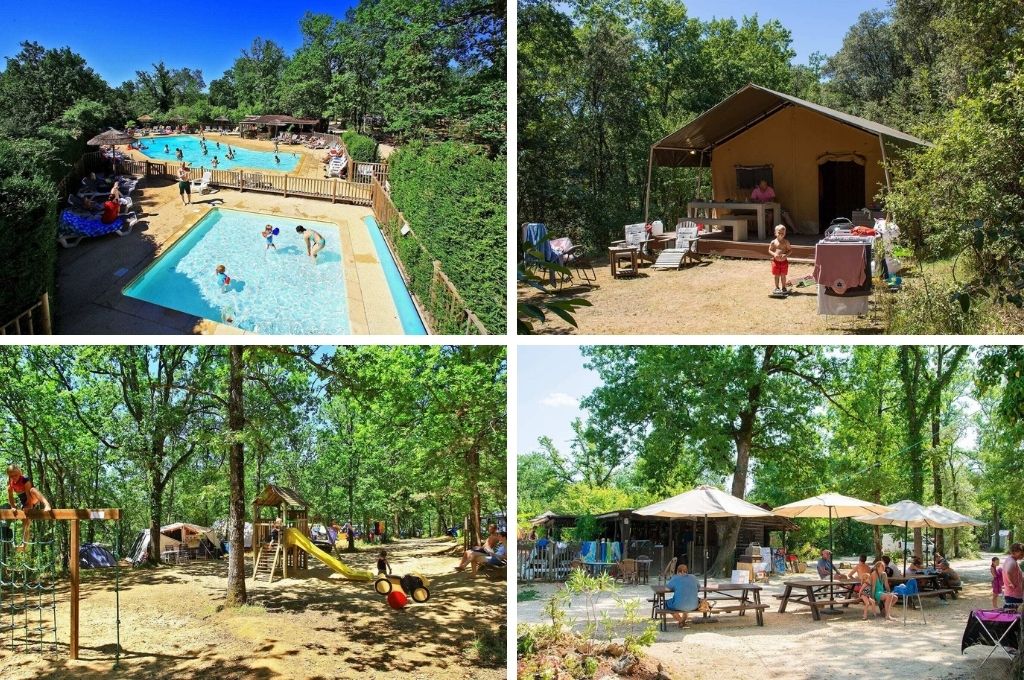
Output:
[{"xmin": 58, "ymin": 209, "xmax": 139, "ymax": 248}]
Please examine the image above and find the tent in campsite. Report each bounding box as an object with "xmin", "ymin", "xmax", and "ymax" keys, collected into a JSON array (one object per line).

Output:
[
  {"xmin": 128, "ymin": 522, "xmax": 221, "ymax": 564},
  {"xmin": 79, "ymin": 543, "xmax": 118, "ymax": 568},
  {"xmin": 646, "ymin": 84, "xmax": 930, "ymax": 233}
]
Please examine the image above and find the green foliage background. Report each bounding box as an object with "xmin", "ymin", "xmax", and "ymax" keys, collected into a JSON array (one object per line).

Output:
[
  {"xmin": 341, "ymin": 130, "xmax": 377, "ymax": 162},
  {"xmin": 389, "ymin": 141, "xmax": 507, "ymax": 332}
]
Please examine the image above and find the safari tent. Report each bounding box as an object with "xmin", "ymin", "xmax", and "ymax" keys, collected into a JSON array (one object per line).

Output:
[
  {"xmin": 127, "ymin": 522, "xmax": 221, "ymax": 564},
  {"xmin": 646, "ymin": 84, "xmax": 930, "ymax": 234}
]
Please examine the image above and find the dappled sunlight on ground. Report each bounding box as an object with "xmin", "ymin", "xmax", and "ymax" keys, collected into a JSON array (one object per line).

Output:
[{"xmin": 0, "ymin": 537, "xmax": 505, "ymax": 679}]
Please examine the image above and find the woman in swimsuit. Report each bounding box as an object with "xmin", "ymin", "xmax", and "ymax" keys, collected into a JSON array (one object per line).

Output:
[
  {"xmin": 870, "ymin": 560, "xmax": 898, "ymax": 622},
  {"xmin": 296, "ymin": 225, "xmax": 326, "ymax": 261}
]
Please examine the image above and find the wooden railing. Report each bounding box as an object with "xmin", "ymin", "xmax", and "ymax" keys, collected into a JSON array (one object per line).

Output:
[
  {"xmin": 0, "ymin": 293, "xmax": 52, "ymax": 335},
  {"xmin": 369, "ymin": 178, "xmax": 488, "ymax": 334}
]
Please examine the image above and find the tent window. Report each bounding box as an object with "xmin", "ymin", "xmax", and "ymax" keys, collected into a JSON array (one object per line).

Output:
[{"xmin": 736, "ymin": 165, "xmax": 773, "ymax": 190}]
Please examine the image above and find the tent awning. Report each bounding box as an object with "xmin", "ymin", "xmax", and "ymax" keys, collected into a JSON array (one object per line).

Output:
[{"xmin": 652, "ymin": 84, "xmax": 931, "ymax": 168}]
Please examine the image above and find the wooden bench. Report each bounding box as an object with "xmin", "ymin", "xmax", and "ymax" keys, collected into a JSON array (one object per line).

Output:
[
  {"xmin": 809, "ymin": 598, "xmax": 862, "ymax": 608},
  {"xmin": 653, "ymin": 602, "xmax": 769, "ymax": 630}
]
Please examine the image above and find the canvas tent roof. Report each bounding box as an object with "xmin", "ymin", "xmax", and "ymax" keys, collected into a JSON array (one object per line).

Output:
[
  {"xmin": 253, "ymin": 484, "xmax": 309, "ymax": 509},
  {"xmin": 652, "ymin": 84, "xmax": 930, "ymax": 167}
]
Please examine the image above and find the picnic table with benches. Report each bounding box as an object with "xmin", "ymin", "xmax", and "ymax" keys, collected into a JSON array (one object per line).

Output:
[
  {"xmin": 776, "ymin": 579, "xmax": 861, "ymax": 621},
  {"xmin": 889, "ymin": 573, "xmax": 957, "ymax": 604},
  {"xmin": 650, "ymin": 583, "xmax": 768, "ymax": 631}
]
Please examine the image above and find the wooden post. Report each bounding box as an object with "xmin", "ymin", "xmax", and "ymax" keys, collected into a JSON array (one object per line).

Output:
[
  {"xmin": 643, "ymin": 147, "xmax": 655, "ymax": 223},
  {"xmin": 332, "ymin": 179, "xmax": 337, "ymax": 204},
  {"xmin": 238, "ymin": 170, "xmax": 244, "ymax": 192},
  {"xmin": 39, "ymin": 291, "xmax": 52, "ymax": 334},
  {"xmin": 283, "ymin": 175, "xmax": 288, "ymax": 198},
  {"xmin": 347, "ymin": 157, "xmax": 354, "ymax": 181},
  {"xmin": 70, "ymin": 518, "xmax": 80, "ymax": 659}
]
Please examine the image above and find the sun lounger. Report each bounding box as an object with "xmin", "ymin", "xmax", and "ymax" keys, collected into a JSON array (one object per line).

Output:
[
  {"xmin": 58, "ymin": 209, "xmax": 138, "ymax": 248},
  {"xmin": 652, "ymin": 221, "xmax": 703, "ymax": 269}
]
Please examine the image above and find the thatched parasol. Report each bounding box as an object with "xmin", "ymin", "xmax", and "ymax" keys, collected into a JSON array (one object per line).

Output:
[
  {"xmin": 138, "ymin": 114, "xmax": 154, "ymax": 123},
  {"xmin": 87, "ymin": 128, "xmax": 136, "ymax": 174}
]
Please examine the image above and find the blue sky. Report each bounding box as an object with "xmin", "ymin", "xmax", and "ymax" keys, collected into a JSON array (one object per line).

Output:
[
  {"xmin": 518, "ymin": 346, "xmax": 601, "ymax": 457},
  {"xmin": 682, "ymin": 0, "xmax": 887, "ymax": 65},
  {"xmin": 0, "ymin": 1, "xmax": 358, "ymax": 86}
]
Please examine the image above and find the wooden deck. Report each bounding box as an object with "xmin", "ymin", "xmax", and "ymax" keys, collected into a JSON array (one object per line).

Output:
[{"xmin": 695, "ymin": 237, "xmax": 816, "ymax": 262}]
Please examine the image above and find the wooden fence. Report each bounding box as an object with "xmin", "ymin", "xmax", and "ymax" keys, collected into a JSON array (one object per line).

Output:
[
  {"xmin": 370, "ymin": 178, "xmax": 488, "ymax": 334},
  {"xmin": 0, "ymin": 293, "xmax": 52, "ymax": 335}
]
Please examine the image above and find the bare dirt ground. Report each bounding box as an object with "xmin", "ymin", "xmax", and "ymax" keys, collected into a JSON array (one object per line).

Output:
[
  {"xmin": 0, "ymin": 537, "xmax": 505, "ymax": 680},
  {"xmin": 518, "ymin": 555, "xmax": 1014, "ymax": 679},
  {"xmin": 519, "ymin": 256, "xmax": 883, "ymax": 335}
]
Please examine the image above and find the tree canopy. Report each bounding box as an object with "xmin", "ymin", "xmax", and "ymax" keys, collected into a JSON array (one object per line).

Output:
[{"xmin": 519, "ymin": 345, "xmax": 1020, "ymax": 569}]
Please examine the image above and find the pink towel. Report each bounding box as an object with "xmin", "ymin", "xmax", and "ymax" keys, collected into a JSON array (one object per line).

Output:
[{"xmin": 813, "ymin": 243, "xmax": 866, "ymax": 294}]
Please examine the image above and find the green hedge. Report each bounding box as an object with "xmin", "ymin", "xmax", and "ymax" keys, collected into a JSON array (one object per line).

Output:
[
  {"xmin": 0, "ymin": 140, "xmax": 58, "ymax": 322},
  {"xmin": 341, "ymin": 130, "xmax": 377, "ymax": 162},
  {"xmin": 388, "ymin": 141, "xmax": 505, "ymax": 333}
]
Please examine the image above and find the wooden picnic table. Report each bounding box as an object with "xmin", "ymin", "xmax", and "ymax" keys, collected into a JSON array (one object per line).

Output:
[
  {"xmin": 650, "ymin": 583, "xmax": 767, "ymax": 630},
  {"xmin": 583, "ymin": 560, "xmax": 617, "ymax": 576},
  {"xmin": 688, "ymin": 200, "xmax": 781, "ymax": 241},
  {"xmin": 888, "ymin": 573, "xmax": 956, "ymax": 604},
  {"xmin": 608, "ymin": 246, "xmax": 640, "ymax": 278},
  {"xmin": 777, "ymin": 579, "xmax": 861, "ymax": 621}
]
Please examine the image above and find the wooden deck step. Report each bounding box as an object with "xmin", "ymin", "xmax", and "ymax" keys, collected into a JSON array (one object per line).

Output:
[{"xmin": 695, "ymin": 239, "xmax": 816, "ymax": 261}]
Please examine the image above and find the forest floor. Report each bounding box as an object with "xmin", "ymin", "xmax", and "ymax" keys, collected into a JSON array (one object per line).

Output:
[
  {"xmin": 0, "ymin": 537, "xmax": 506, "ymax": 679},
  {"xmin": 518, "ymin": 554, "xmax": 1013, "ymax": 679},
  {"xmin": 518, "ymin": 255, "xmax": 882, "ymax": 335}
]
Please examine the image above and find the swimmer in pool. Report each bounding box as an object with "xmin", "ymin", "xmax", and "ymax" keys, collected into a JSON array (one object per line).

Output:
[
  {"xmin": 211, "ymin": 156, "xmax": 219, "ymax": 168},
  {"xmin": 296, "ymin": 225, "xmax": 326, "ymax": 261},
  {"xmin": 216, "ymin": 141, "xmax": 220, "ymax": 150},
  {"xmin": 262, "ymin": 224, "xmax": 277, "ymax": 250},
  {"xmin": 275, "ymin": 155, "xmax": 280, "ymax": 164},
  {"xmin": 215, "ymin": 264, "xmax": 230, "ymax": 289},
  {"xmin": 164, "ymin": 144, "xmax": 170, "ymax": 154},
  {"xmin": 176, "ymin": 148, "xmax": 183, "ymax": 160}
]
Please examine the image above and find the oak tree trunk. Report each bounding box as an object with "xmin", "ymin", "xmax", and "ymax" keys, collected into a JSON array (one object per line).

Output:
[{"xmin": 225, "ymin": 345, "xmax": 247, "ymax": 607}]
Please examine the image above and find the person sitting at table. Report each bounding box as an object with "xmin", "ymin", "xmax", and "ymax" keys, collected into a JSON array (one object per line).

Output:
[
  {"xmin": 870, "ymin": 560, "xmax": 899, "ymax": 622},
  {"xmin": 816, "ymin": 549, "xmax": 839, "ymax": 579},
  {"xmin": 936, "ymin": 559, "xmax": 961, "ymax": 600},
  {"xmin": 908, "ymin": 556, "xmax": 925, "ymax": 574},
  {"xmin": 881, "ymin": 555, "xmax": 900, "ymax": 578},
  {"xmin": 847, "ymin": 554, "xmax": 872, "ymax": 581},
  {"xmin": 665, "ymin": 563, "xmax": 700, "ymax": 628},
  {"xmin": 749, "ymin": 179, "xmax": 796, "ymax": 231}
]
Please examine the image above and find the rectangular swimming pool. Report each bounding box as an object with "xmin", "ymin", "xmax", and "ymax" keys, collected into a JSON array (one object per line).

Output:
[
  {"xmin": 123, "ymin": 208, "xmax": 385, "ymax": 334},
  {"xmin": 137, "ymin": 135, "xmax": 299, "ymax": 172}
]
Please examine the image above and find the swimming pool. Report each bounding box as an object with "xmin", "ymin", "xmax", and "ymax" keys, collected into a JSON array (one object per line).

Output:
[
  {"xmin": 363, "ymin": 216, "xmax": 427, "ymax": 334},
  {"xmin": 123, "ymin": 208, "xmax": 352, "ymax": 334},
  {"xmin": 136, "ymin": 135, "xmax": 299, "ymax": 172}
]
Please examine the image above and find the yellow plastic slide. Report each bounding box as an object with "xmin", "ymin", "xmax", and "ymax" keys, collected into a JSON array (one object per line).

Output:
[{"xmin": 284, "ymin": 528, "xmax": 374, "ymax": 581}]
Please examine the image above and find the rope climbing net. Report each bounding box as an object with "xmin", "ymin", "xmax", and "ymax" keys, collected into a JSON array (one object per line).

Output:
[
  {"xmin": 0, "ymin": 519, "xmax": 58, "ymax": 656},
  {"xmin": 0, "ymin": 508, "xmax": 121, "ymax": 666}
]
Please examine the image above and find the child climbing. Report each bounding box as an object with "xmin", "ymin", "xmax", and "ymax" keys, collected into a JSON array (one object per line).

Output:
[
  {"xmin": 5, "ymin": 464, "xmax": 52, "ymax": 550},
  {"xmin": 377, "ymin": 550, "xmax": 392, "ymax": 576},
  {"xmin": 269, "ymin": 517, "xmax": 283, "ymax": 544}
]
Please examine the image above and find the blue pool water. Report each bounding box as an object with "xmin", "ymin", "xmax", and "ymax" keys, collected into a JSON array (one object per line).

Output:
[
  {"xmin": 124, "ymin": 208, "xmax": 351, "ymax": 334},
  {"xmin": 363, "ymin": 216, "xmax": 427, "ymax": 334},
  {"xmin": 136, "ymin": 135, "xmax": 299, "ymax": 171}
]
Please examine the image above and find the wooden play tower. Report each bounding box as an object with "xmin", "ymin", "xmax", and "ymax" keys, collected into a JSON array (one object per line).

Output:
[{"xmin": 251, "ymin": 484, "xmax": 310, "ymax": 583}]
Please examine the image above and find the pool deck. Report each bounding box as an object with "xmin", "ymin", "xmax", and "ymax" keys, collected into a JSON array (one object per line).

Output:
[{"xmin": 55, "ymin": 177, "xmax": 405, "ymax": 335}]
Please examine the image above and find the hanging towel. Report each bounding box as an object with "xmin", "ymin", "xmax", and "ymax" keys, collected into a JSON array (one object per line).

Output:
[
  {"xmin": 523, "ymin": 222, "xmax": 557, "ymax": 263},
  {"xmin": 813, "ymin": 242, "xmax": 867, "ymax": 293}
]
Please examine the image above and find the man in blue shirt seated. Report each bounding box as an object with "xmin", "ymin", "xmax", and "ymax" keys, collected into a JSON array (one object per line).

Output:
[
  {"xmin": 816, "ymin": 549, "xmax": 839, "ymax": 579},
  {"xmin": 666, "ymin": 563, "xmax": 700, "ymax": 627}
]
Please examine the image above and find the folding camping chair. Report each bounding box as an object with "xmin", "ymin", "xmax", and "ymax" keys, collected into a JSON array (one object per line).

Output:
[{"xmin": 971, "ymin": 609, "xmax": 1022, "ymax": 669}]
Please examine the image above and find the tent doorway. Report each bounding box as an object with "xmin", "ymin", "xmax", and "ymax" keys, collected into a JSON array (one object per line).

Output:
[{"xmin": 818, "ymin": 160, "xmax": 865, "ymax": 232}]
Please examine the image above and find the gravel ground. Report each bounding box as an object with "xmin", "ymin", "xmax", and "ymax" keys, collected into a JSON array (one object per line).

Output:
[{"xmin": 518, "ymin": 554, "xmax": 1015, "ymax": 679}]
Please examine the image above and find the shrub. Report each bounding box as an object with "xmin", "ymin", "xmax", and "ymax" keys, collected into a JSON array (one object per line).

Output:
[
  {"xmin": 0, "ymin": 139, "xmax": 59, "ymax": 322},
  {"xmin": 341, "ymin": 130, "xmax": 377, "ymax": 162},
  {"xmin": 388, "ymin": 141, "xmax": 505, "ymax": 333}
]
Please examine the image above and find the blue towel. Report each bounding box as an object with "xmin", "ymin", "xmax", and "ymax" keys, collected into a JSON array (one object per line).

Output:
[
  {"xmin": 580, "ymin": 541, "xmax": 596, "ymax": 563},
  {"xmin": 523, "ymin": 222, "xmax": 557, "ymax": 263},
  {"xmin": 61, "ymin": 210, "xmax": 125, "ymax": 238}
]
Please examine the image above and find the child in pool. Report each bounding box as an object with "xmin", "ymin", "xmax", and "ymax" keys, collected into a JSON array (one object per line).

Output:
[
  {"xmin": 377, "ymin": 550, "xmax": 392, "ymax": 576},
  {"xmin": 261, "ymin": 225, "xmax": 277, "ymax": 250},
  {"xmin": 274, "ymin": 155, "xmax": 281, "ymax": 164},
  {"xmin": 215, "ymin": 264, "xmax": 231, "ymax": 289}
]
